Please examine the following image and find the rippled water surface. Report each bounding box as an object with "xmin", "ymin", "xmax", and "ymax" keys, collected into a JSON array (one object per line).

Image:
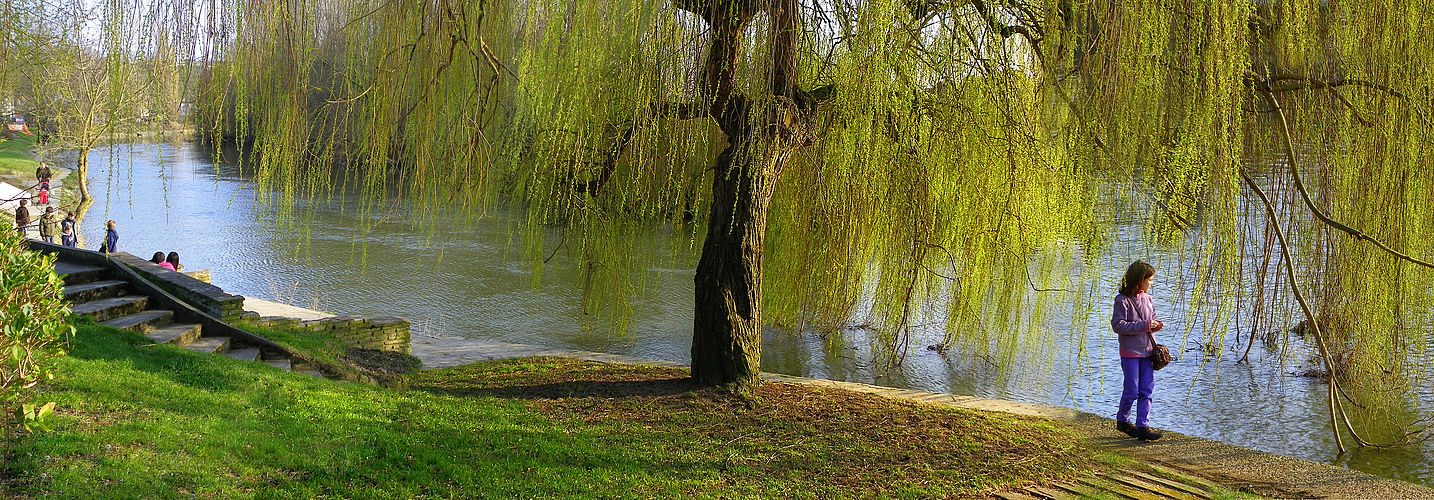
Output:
[{"xmin": 68, "ymin": 142, "xmax": 1434, "ymax": 486}]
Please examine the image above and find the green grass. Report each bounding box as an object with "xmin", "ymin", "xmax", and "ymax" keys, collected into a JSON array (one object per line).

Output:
[
  {"xmin": 0, "ymin": 134, "xmax": 39, "ymax": 177},
  {"xmin": 235, "ymin": 322, "xmax": 349, "ymax": 368},
  {"xmin": 2, "ymin": 322, "xmax": 1101, "ymax": 498}
]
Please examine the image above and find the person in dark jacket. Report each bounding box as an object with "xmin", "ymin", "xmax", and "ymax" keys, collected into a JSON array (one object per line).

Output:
[
  {"xmin": 35, "ymin": 163, "xmax": 52, "ymax": 184},
  {"xmin": 60, "ymin": 212, "xmax": 77, "ymax": 247},
  {"xmin": 102, "ymin": 220, "xmax": 119, "ymax": 253},
  {"xmin": 14, "ymin": 199, "xmax": 29, "ymax": 237},
  {"xmin": 38, "ymin": 206, "xmax": 58, "ymax": 243}
]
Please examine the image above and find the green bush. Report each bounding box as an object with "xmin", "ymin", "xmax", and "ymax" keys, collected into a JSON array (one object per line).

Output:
[{"xmin": 0, "ymin": 231, "xmax": 71, "ymax": 432}]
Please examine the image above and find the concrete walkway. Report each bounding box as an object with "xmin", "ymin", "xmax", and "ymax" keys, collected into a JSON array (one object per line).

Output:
[
  {"xmin": 4, "ymin": 164, "xmax": 76, "ymax": 240},
  {"xmin": 241, "ymin": 296, "xmax": 334, "ymax": 321},
  {"xmin": 409, "ymin": 333, "xmax": 1434, "ymax": 499}
]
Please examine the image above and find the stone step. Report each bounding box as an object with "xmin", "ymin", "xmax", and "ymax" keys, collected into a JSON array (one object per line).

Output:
[
  {"xmin": 1099, "ymin": 473, "xmax": 1202, "ymax": 500},
  {"xmin": 299, "ymin": 370, "xmax": 325, "ymax": 379},
  {"xmin": 1075, "ymin": 477, "xmax": 1163, "ymax": 500},
  {"xmin": 263, "ymin": 358, "xmax": 292, "ymax": 371},
  {"xmin": 184, "ymin": 337, "xmax": 231, "ymax": 355},
  {"xmin": 1023, "ymin": 485, "xmax": 1078, "ymax": 500},
  {"xmin": 1124, "ymin": 470, "xmax": 1216, "ymax": 500},
  {"xmin": 101, "ymin": 310, "xmax": 174, "ymax": 333},
  {"xmin": 69, "ymin": 295, "xmax": 148, "ymax": 323},
  {"xmin": 63, "ymin": 280, "xmax": 128, "ymax": 303},
  {"xmin": 55, "ymin": 262, "xmax": 108, "ymax": 285},
  {"xmin": 224, "ymin": 347, "xmax": 260, "ymax": 362},
  {"xmin": 144, "ymin": 323, "xmax": 203, "ymax": 346}
]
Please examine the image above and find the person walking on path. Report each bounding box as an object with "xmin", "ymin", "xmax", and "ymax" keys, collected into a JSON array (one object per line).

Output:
[
  {"xmin": 60, "ymin": 212, "xmax": 77, "ymax": 247},
  {"xmin": 1112, "ymin": 260, "xmax": 1164, "ymax": 441},
  {"xmin": 35, "ymin": 163, "xmax": 52, "ymax": 184},
  {"xmin": 14, "ymin": 198, "xmax": 29, "ymax": 237},
  {"xmin": 101, "ymin": 220, "xmax": 119, "ymax": 253},
  {"xmin": 38, "ymin": 206, "xmax": 58, "ymax": 244}
]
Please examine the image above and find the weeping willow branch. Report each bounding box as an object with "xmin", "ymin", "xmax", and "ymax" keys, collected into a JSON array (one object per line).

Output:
[
  {"xmin": 572, "ymin": 100, "xmax": 710, "ymax": 197},
  {"xmin": 1256, "ymin": 72, "xmax": 1431, "ymax": 125},
  {"xmin": 1238, "ymin": 168, "xmax": 1348, "ymax": 453},
  {"xmin": 1256, "ymin": 89, "xmax": 1434, "ymax": 270},
  {"xmin": 1245, "ymin": 89, "xmax": 1425, "ymax": 450}
]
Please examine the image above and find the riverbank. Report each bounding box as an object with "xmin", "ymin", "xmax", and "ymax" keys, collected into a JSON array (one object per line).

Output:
[
  {"xmin": 227, "ymin": 292, "xmax": 1434, "ymax": 497},
  {"xmin": 2, "ymin": 322, "xmax": 1110, "ymax": 498},
  {"xmin": 409, "ymin": 334, "xmax": 1434, "ymax": 499}
]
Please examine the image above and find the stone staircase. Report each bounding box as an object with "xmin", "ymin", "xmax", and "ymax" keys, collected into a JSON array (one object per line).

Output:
[{"xmin": 57, "ymin": 259, "xmax": 317, "ymax": 376}]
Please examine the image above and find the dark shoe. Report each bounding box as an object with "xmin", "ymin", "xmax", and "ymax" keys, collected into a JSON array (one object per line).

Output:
[
  {"xmin": 1115, "ymin": 421, "xmax": 1137, "ymax": 438},
  {"xmin": 1134, "ymin": 427, "xmax": 1163, "ymax": 441}
]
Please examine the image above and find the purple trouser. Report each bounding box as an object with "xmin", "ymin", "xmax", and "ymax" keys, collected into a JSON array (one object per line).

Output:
[{"xmin": 1117, "ymin": 356, "xmax": 1154, "ymax": 428}]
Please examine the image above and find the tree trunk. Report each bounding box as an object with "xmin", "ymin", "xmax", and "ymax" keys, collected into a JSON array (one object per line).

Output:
[
  {"xmin": 75, "ymin": 149, "xmax": 91, "ymax": 205},
  {"xmin": 691, "ymin": 141, "xmax": 781, "ymax": 387},
  {"xmin": 686, "ymin": 0, "xmax": 807, "ymax": 388}
]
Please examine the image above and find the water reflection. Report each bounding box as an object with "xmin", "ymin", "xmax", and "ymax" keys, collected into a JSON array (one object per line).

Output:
[{"xmin": 76, "ymin": 141, "xmax": 1434, "ymax": 486}]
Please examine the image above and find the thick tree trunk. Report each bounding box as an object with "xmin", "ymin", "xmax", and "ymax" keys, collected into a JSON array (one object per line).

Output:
[
  {"xmin": 691, "ymin": 142, "xmax": 781, "ymax": 387},
  {"xmin": 685, "ymin": 0, "xmax": 807, "ymax": 388}
]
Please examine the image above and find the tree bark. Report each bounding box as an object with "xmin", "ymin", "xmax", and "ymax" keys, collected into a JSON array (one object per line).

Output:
[{"xmin": 691, "ymin": 141, "xmax": 781, "ymax": 387}]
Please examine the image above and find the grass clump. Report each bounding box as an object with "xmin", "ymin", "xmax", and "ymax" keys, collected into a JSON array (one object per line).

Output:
[
  {"xmin": 235, "ymin": 322, "xmax": 347, "ymax": 366},
  {"xmin": 2, "ymin": 322, "xmax": 1100, "ymax": 498}
]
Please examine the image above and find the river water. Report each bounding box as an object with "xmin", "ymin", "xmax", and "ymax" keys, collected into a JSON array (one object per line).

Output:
[{"xmin": 68, "ymin": 141, "xmax": 1434, "ymax": 486}]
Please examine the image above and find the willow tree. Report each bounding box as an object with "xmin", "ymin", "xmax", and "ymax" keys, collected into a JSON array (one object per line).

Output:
[
  {"xmin": 14, "ymin": 0, "xmax": 194, "ymax": 209},
  {"xmin": 202, "ymin": 0, "xmax": 1433, "ymax": 447}
]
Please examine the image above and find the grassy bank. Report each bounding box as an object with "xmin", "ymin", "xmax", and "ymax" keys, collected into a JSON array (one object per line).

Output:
[
  {"xmin": 2, "ymin": 322, "xmax": 1100, "ymax": 498},
  {"xmin": 0, "ymin": 134, "xmax": 39, "ymax": 178}
]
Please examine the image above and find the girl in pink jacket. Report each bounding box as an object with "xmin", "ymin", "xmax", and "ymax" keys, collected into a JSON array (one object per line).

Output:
[{"xmin": 1112, "ymin": 260, "xmax": 1164, "ymax": 441}]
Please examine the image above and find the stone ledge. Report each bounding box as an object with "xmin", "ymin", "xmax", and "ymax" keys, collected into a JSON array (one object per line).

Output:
[
  {"xmin": 251, "ymin": 313, "xmax": 411, "ymax": 355},
  {"xmin": 111, "ymin": 252, "xmax": 244, "ymax": 322}
]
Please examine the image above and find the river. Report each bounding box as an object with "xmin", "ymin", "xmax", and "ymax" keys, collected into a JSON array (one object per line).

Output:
[{"xmin": 67, "ymin": 141, "xmax": 1434, "ymax": 486}]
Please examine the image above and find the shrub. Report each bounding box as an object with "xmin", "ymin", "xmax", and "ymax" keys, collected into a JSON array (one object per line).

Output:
[{"xmin": 0, "ymin": 232, "xmax": 71, "ymax": 432}]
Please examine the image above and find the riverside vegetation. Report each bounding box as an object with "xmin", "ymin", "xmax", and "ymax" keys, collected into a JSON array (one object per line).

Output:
[
  {"xmin": 0, "ymin": 229, "xmax": 71, "ymax": 433},
  {"xmin": 0, "ymin": 320, "xmax": 1111, "ymax": 498}
]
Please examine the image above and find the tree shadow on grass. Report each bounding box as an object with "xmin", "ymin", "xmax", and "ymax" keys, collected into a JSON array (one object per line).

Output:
[{"xmin": 415, "ymin": 377, "xmax": 703, "ymax": 401}]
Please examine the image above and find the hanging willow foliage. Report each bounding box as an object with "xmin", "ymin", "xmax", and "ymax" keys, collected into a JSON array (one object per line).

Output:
[{"xmin": 194, "ymin": 0, "xmax": 1433, "ymax": 446}]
